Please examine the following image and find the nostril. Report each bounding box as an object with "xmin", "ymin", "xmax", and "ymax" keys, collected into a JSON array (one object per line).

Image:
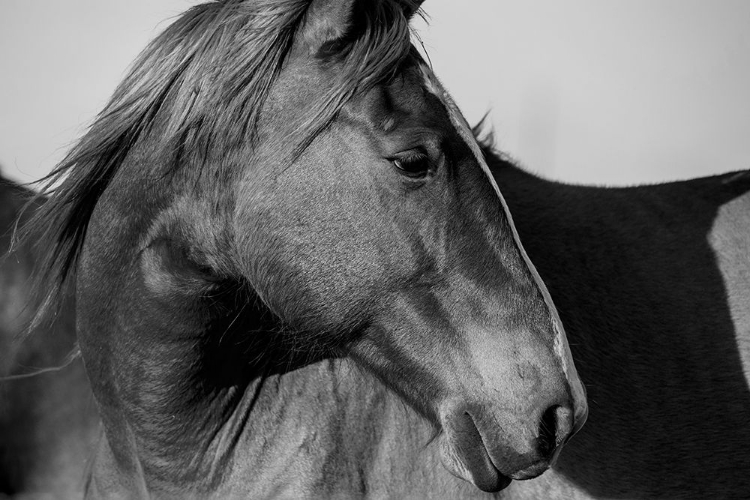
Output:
[
  {"xmin": 537, "ymin": 405, "xmax": 558, "ymax": 457},
  {"xmin": 537, "ymin": 405, "xmax": 574, "ymax": 458}
]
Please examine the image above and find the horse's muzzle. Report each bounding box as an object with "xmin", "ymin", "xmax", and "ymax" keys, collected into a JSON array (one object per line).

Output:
[{"xmin": 438, "ymin": 398, "xmax": 585, "ymax": 492}]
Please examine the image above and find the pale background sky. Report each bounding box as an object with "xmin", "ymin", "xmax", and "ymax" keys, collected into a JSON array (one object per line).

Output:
[{"xmin": 1, "ymin": 1, "xmax": 749, "ymax": 186}]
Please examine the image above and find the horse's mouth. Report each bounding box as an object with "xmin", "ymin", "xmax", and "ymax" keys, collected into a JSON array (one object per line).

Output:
[
  {"xmin": 438, "ymin": 410, "xmax": 555, "ymax": 492},
  {"xmin": 439, "ymin": 432, "xmax": 512, "ymax": 492}
]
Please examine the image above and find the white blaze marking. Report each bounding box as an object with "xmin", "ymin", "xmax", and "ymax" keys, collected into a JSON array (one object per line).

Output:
[{"xmin": 418, "ymin": 65, "xmax": 587, "ymax": 413}]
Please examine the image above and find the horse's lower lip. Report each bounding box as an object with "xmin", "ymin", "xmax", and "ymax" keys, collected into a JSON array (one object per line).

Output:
[
  {"xmin": 508, "ymin": 459, "xmax": 552, "ymax": 480},
  {"xmin": 440, "ymin": 449, "xmax": 512, "ymax": 492},
  {"xmin": 439, "ymin": 430, "xmax": 513, "ymax": 492},
  {"xmin": 478, "ymin": 470, "xmax": 512, "ymax": 493},
  {"xmin": 438, "ymin": 407, "xmax": 558, "ymax": 491}
]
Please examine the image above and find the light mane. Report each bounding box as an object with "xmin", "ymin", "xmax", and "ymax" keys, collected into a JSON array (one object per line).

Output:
[{"xmin": 17, "ymin": 0, "xmax": 420, "ymax": 325}]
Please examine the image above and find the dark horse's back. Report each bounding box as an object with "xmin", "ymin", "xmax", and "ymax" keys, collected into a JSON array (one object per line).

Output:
[
  {"xmin": 0, "ymin": 175, "xmax": 97, "ymax": 498},
  {"xmin": 489, "ymin": 154, "xmax": 750, "ymax": 499}
]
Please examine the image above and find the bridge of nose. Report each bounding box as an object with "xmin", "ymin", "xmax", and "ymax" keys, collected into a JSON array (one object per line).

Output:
[{"xmin": 417, "ymin": 60, "xmax": 586, "ymax": 413}]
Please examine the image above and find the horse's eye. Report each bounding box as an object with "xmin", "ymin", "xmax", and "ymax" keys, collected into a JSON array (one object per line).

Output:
[{"xmin": 392, "ymin": 152, "xmax": 433, "ymax": 179}]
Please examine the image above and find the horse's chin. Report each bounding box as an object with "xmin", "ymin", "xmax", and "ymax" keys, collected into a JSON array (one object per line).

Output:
[
  {"xmin": 439, "ymin": 435, "xmax": 512, "ymax": 492},
  {"xmin": 437, "ymin": 410, "xmax": 556, "ymax": 492}
]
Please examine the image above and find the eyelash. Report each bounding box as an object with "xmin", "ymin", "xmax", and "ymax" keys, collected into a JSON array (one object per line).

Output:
[{"xmin": 392, "ymin": 150, "xmax": 434, "ymax": 179}]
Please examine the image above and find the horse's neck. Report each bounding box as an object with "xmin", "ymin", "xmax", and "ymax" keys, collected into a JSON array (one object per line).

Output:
[
  {"xmin": 215, "ymin": 360, "xmax": 432, "ymax": 497},
  {"xmin": 73, "ymin": 187, "xmax": 459, "ymax": 496},
  {"xmin": 88, "ymin": 350, "xmax": 473, "ymax": 498},
  {"xmin": 214, "ymin": 359, "xmax": 500, "ymax": 499}
]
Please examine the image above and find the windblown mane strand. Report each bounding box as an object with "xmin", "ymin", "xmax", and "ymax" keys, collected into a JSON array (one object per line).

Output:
[{"xmin": 17, "ymin": 0, "xmax": 419, "ymax": 327}]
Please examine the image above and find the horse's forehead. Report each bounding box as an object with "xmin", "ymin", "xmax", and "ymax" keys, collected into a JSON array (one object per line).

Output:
[{"xmin": 415, "ymin": 64, "xmax": 502, "ymax": 199}]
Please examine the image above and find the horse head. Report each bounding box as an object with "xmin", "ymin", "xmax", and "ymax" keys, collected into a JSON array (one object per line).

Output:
[{"xmin": 29, "ymin": 0, "xmax": 586, "ymax": 494}]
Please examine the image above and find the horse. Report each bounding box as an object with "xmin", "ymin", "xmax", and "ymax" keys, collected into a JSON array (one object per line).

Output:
[
  {"xmin": 3, "ymin": 0, "xmax": 587, "ymax": 498},
  {"xmin": 6, "ymin": 140, "xmax": 749, "ymax": 500},
  {"xmin": 480, "ymin": 143, "xmax": 750, "ymax": 499},
  {"xmin": 4, "ymin": 15, "xmax": 749, "ymax": 495}
]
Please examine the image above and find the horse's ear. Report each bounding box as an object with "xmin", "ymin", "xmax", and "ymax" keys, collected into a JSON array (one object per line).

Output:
[
  {"xmin": 302, "ymin": 0, "xmax": 356, "ymax": 55},
  {"xmin": 302, "ymin": 0, "xmax": 424, "ymax": 56}
]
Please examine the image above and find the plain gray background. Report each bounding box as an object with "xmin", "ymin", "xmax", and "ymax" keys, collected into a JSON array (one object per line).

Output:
[{"xmin": 1, "ymin": 0, "xmax": 749, "ymax": 185}]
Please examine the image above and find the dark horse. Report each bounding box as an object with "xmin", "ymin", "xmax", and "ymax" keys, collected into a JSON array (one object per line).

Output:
[
  {"xmin": 481, "ymin": 146, "xmax": 750, "ymax": 499},
  {"xmin": 2, "ymin": 0, "xmax": 586, "ymax": 498}
]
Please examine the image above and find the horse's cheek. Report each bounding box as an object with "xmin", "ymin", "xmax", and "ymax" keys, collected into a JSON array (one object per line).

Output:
[{"xmin": 231, "ymin": 203, "xmax": 381, "ymax": 331}]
